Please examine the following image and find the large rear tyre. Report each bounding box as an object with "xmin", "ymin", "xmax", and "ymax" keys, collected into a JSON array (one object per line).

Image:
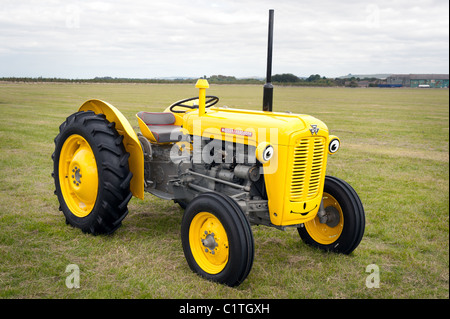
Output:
[
  {"xmin": 181, "ymin": 192, "xmax": 254, "ymax": 287},
  {"xmin": 298, "ymin": 176, "xmax": 365, "ymax": 254},
  {"xmin": 52, "ymin": 111, "xmax": 133, "ymax": 235}
]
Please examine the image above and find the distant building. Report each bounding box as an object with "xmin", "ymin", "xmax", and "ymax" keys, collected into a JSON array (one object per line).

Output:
[
  {"xmin": 386, "ymin": 74, "xmax": 412, "ymax": 86},
  {"xmin": 386, "ymin": 74, "xmax": 449, "ymax": 88},
  {"xmin": 357, "ymin": 80, "xmax": 369, "ymax": 88},
  {"xmin": 410, "ymin": 74, "xmax": 449, "ymax": 88}
]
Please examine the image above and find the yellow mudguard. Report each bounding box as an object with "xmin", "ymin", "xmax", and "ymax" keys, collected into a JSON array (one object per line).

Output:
[{"xmin": 79, "ymin": 99, "xmax": 144, "ymax": 200}]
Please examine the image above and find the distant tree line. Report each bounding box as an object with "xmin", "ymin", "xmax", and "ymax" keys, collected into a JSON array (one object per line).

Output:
[
  {"xmin": 205, "ymin": 75, "xmax": 262, "ymax": 84},
  {"xmin": 0, "ymin": 74, "xmax": 384, "ymax": 87},
  {"xmin": 0, "ymin": 76, "xmax": 198, "ymax": 84},
  {"xmin": 271, "ymin": 73, "xmax": 338, "ymax": 86},
  {"xmin": 270, "ymin": 73, "xmax": 385, "ymax": 87}
]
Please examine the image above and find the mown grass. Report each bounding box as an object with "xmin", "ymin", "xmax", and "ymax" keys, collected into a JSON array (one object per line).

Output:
[{"xmin": 0, "ymin": 82, "xmax": 448, "ymax": 299}]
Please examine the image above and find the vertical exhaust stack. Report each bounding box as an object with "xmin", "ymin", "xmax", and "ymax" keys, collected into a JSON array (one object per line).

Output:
[{"xmin": 263, "ymin": 9, "xmax": 274, "ymax": 112}]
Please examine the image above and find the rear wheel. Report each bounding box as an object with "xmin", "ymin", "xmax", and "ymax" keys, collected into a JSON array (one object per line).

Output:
[
  {"xmin": 298, "ymin": 176, "xmax": 365, "ymax": 254},
  {"xmin": 52, "ymin": 111, "xmax": 133, "ymax": 235},
  {"xmin": 181, "ymin": 192, "xmax": 254, "ymax": 287}
]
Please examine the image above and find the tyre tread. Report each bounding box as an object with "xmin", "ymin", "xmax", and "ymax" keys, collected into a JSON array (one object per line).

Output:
[{"xmin": 52, "ymin": 111, "xmax": 132, "ymax": 235}]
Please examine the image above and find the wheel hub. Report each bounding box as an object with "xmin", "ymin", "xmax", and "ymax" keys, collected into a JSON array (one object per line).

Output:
[
  {"xmin": 74, "ymin": 166, "xmax": 82, "ymax": 184},
  {"xmin": 324, "ymin": 206, "xmax": 340, "ymax": 228},
  {"xmin": 202, "ymin": 232, "xmax": 219, "ymax": 254},
  {"xmin": 71, "ymin": 166, "xmax": 82, "ymax": 186}
]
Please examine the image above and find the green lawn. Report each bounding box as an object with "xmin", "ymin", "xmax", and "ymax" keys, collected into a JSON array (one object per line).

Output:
[{"xmin": 0, "ymin": 82, "xmax": 448, "ymax": 298}]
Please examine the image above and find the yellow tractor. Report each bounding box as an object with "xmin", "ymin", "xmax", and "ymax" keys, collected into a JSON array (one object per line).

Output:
[{"xmin": 52, "ymin": 10, "xmax": 364, "ymax": 287}]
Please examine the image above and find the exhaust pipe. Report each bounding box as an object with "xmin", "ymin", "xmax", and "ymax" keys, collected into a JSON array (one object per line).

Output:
[{"xmin": 262, "ymin": 9, "xmax": 274, "ymax": 112}]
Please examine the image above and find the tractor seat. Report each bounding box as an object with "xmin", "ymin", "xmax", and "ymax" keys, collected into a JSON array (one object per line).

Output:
[{"xmin": 136, "ymin": 111, "xmax": 183, "ymax": 143}]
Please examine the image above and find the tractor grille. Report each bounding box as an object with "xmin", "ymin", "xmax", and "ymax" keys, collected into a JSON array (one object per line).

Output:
[{"xmin": 290, "ymin": 137, "xmax": 325, "ymax": 201}]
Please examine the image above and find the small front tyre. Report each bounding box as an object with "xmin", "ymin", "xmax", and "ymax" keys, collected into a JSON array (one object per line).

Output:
[
  {"xmin": 298, "ymin": 176, "xmax": 365, "ymax": 254},
  {"xmin": 181, "ymin": 192, "xmax": 254, "ymax": 287}
]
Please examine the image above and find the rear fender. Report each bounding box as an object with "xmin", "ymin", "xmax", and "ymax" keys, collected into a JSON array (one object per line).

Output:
[{"xmin": 79, "ymin": 99, "xmax": 144, "ymax": 199}]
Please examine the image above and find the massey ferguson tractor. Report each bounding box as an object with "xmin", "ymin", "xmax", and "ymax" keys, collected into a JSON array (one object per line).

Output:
[{"xmin": 52, "ymin": 10, "xmax": 364, "ymax": 287}]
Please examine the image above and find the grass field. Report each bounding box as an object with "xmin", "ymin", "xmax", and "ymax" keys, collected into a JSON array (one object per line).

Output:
[{"xmin": 0, "ymin": 82, "xmax": 448, "ymax": 299}]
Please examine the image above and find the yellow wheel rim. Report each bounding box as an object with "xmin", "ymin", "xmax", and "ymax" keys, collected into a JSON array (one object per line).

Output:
[
  {"xmin": 59, "ymin": 134, "xmax": 98, "ymax": 218},
  {"xmin": 304, "ymin": 192, "xmax": 344, "ymax": 245},
  {"xmin": 189, "ymin": 212, "xmax": 229, "ymax": 274}
]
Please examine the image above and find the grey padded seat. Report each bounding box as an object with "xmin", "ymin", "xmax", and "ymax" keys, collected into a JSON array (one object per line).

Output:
[{"xmin": 137, "ymin": 111, "xmax": 183, "ymax": 143}]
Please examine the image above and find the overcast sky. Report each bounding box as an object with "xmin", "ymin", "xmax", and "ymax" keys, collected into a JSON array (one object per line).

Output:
[{"xmin": 0, "ymin": 0, "xmax": 448, "ymax": 79}]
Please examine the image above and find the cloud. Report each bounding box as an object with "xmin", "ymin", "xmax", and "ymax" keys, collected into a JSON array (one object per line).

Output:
[{"xmin": 0, "ymin": 0, "xmax": 448, "ymax": 78}]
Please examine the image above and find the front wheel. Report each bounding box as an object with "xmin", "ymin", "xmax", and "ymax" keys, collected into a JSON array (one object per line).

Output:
[
  {"xmin": 298, "ymin": 176, "xmax": 365, "ymax": 254},
  {"xmin": 181, "ymin": 192, "xmax": 254, "ymax": 287}
]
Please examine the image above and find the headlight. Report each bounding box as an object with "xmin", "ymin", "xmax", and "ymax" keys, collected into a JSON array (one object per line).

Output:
[
  {"xmin": 328, "ymin": 136, "xmax": 340, "ymax": 154},
  {"xmin": 256, "ymin": 142, "xmax": 274, "ymax": 163}
]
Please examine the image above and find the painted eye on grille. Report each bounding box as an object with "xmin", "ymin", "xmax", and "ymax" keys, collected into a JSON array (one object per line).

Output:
[
  {"xmin": 256, "ymin": 142, "xmax": 274, "ymax": 163},
  {"xmin": 328, "ymin": 137, "xmax": 340, "ymax": 154},
  {"xmin": 263, "ymin": 145, "xmax": 274, "ymax": 161}
]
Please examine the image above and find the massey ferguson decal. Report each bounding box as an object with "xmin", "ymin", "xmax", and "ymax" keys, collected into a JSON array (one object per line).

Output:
[{"xmin": 221, "ymin": 127, "xmax": 253, "ymax": 137}]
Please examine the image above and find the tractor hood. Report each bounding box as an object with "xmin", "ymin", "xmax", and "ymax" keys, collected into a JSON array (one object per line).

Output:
[{"xmin": 182, "ymin": 106, "xmax": 329, "ymax": 146}]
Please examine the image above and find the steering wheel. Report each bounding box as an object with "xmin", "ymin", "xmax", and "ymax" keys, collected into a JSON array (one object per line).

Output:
[{"xmin": 169, "ymin": 96, "xmax": 219, "ymax": 113}]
